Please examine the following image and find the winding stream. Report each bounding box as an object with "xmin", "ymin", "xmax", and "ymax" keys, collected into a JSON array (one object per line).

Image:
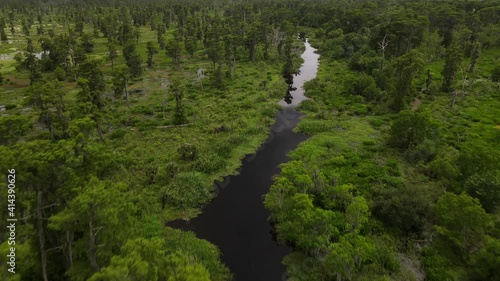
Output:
[{"xmin": 171, "ymin": 40, "xmax": 319, "ymax": 281}]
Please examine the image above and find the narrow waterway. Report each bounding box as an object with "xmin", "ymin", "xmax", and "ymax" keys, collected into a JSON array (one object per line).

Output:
[{"xmin": 171, "ymin": 40, "xmax": 319, "ymax": 281}]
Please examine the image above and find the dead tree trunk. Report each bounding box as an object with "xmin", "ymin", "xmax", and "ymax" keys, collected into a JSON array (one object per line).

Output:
[
  {"xmin": 378, "ymin": 34, "xmax": 389, "ymax": 70},
  {"xmin": 450, "ymin": 92, "xmax": 457, "ymax": 110}
]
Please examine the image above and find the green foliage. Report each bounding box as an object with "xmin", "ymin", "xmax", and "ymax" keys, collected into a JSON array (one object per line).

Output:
[
  {"xmin": 54, "ymin": 66, "xmax": 66, "ymax": 81},
  {"xmin": 164, "ymin": 228, "xmax": 231, "ymax": 280},
  {"xmin": 81, "ymin": 33, "xmax": 94, "ymax": 53},
  {"xmin": 26, "ymin": 80, "xmax": 69, "ymax": 139},
  {"xmin": 345, "ymin": 73, "xmax": 380, "ymax": 102},
  {"xmin": 0, "ymin": 115, "xmax": 32, "ymax": 145},
  {"xmin": 421, "ymin": 248, "xmax": 455, "ymax": 281},
  {"xmin": 192, "ymin": 152, "xmax": 225, "ymax": 173},
  {"xmin": 112, "ymin": 65, "xmax": 129, "ymax": 101},
  {"xmin": 164, "ymin": 172, "xmax": 212, "ymax": 208},
  {"xmin": 178, "ymin": 143, "xmax": 198, "ymax": 161},
  {"xmin": 427, "ymin": 145, "xmax": 460, "ymax": 186},
  {"xmin": 467, "ymin": 238, "xmax": 500, "ymax": 281},
  {"xmin": 122, "ymin": 42, "xmax": 142, "ymax": 78},
  {"xmin": 274, "ymin": 193, "xmax": 342, "ymax": 253},
  {"xmin": 390, "ymin": 50, "xmax": 424, "ymax": 112},
  {"xmin": 434, "ymin": 193, "xmax": 494, "ymax": 255},
  {"xmin": 166, "ymin": 36, "xmax": 182, "ymax": 68},
  {"xmin": 388, "ymin": 110, "xmax": 438, "ymax": 151},
  {"xmin": 170, "ymin": 82, "xmax": 187, "ymax": 125},
  {"xmin": 441, "ymin": 44, "xmax": 463, "ymax": 93},
  {"xmin": 88, "ymin": 238, "xmax": 210, "ymax": 281},
  {"xmin": 146, "ymin": 41, "xmax": 158, "ymax": 68},
  {"xmin": 348, "ymin": 50, "xmax": 380, "ymax": 73},
  {"xmin": 458, "ymin": 143, "xmax": 500, "ymax": 212},
  {"xmin": 372, "ymin": 186, "xmax": 432, "ymax": 236},
  {"xmin": 1, "ymin": 2, "xmax": 499, "ymax": 281}
]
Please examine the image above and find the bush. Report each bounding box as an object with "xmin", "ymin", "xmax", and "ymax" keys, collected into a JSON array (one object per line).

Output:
[
  {"xmin": 297, "ymin": 119, "xmax": 332, "ymax": 134},
  {"xmin": 297, "ymin": 99, "xmax": 320, "ymax": 112},
  {"xmin": 388, "ymin": 110, "xmax": 438, "ymax": 150},
  {"xmin": 405, "ymin": 139, "xmax": 439, "ymax": 164},
  {"xmin": 109, "ymin": 128, "xmax": 127, "ymax": 139},
  {"xmin": 345, "ymin": 73, "xmax": 380, "ymax": 102},
  {"xmin": 178, "ymin": 143, "xmax": 198, "ymax": 160},
  {"xmin": 191, "ymin": 153, "xmax": 225, "ymax": 173},
  {"xmin": 165, "ymin": 172, "xmax": 212, "ymax": 207},
  {"xmin": 54, "ymin": 67, "xmax": 66, "ymax": 81},
  {"xmin": 5, "ymin": 104, "xmax": 17, "ymax": 110}
]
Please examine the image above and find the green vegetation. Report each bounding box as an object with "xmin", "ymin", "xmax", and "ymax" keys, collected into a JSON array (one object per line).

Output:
[
  {"xmin": 0, "ymin": 0, "xmax": 304, "ymax": 280},
  {"xmin": 1, "ymin": 0, "xmax": 499, "ymax": 280},
  {"xmin": 266, "ymin": 0, "xmax": 500, "ymax": 280}
]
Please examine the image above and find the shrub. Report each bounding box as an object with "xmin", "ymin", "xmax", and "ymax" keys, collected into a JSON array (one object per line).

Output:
[
  {"xmin": 165, "ymin": 172, "xmax": 212, "ymax": 207},
  {"xmin": 54, "ymin": 67, "xmax": 66, "ymax": 81},
  {"xmin": 192, "ymin": 153, "xmax": 225, "ymax": 173},
  {"xmin": 5, "ymin": 104, "xmax": 17, "ymax": 110},
  {"xmin": 388, "ymin": 110, "xmax": 439, "ymax": 150},
  {"xmin": 178, "ymin": 143, "xmax": 198, "ymax": 160}
]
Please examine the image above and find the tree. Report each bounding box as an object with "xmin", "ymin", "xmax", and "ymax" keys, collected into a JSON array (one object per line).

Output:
[
  {"xmin": 166, "ymin": 36, "xmax": 182, "ymax": 68},
  {"xmin": 467, "ymin": 238, "xmax": 500, "ymax": 281},
  {"xmin": 0, "ymin": 115, "xmax": 32, "ymax": 145},
  {"xmin": 390, "ymin": 50, "xmax": 424, "ymax": 112},
  {"xmin": 23, "ymin": 39, "xmax": 42, "ymax": 84},
  {"xmin": 107, "ymin": 42, "xmax": 118, "ymax": 69},
  {"xmin": 185, "ymin": 36, "xmax": 197, "ymax": 57},
  {"xmin": 49, "ymin": 177, "xmax": 137, "ymax": 278},
  {"xmin": 146, "ymin": 41, "xmax": 158, "ymax": 68},
  {"xmin": 211, "ymin": 63, "xmax": 224, "ymax": 90},
  {"xmin": 81, "ymin": 33, "xmax": 94, "ymax": 53},
  {"xmin": 274, "ymin": 193, "xmax": 342, "ymax": 255},
  {"xmin": 345, "ymin": 196, "xmax": 370, "ymax": 233},
  {"xmin": 170, "ymin": 81, "xmax": 187, "ymax": 125},
  {"xmin": 54, "ymin": 66, "xmax": 66, "ymax": 81},
  {"xmin": 123, "ymin": 42, "xmax": 142, "ymax": 78},
  {"xmin": 459, "ymin": 144, "xmax": 500, "ymax": 213},
  {"xmin": 112, "ymin": 65, "xmax": 130, "ymax": 103},
  {"xmin": 76, "ymin": 60, "xmax": 107, "ymax": 139},
  {"xmin": 372, "ymin": 186, "xmax": 432, "ymax": 243},
  {"xmin": 88, "ymin": 239, "xmax": 210, "ymax": 281},
  {"xmin": 156, "ymin": 22, "xmax": 167, "ymax": 49},
  {"xmin": 323, "ymin": 234, "xmax": 376, "ymax": 280},
  {"xmin": 441, "ymin": 44, "xmax": 462, "ymax": 93},
  {"xmin": 27, "ymin": 80, "xmax": 69, "ymax": 139},
  {"xmin": 463, "ymin": 42, "xmax": 481, "ymax": 95},
  {"xmin": 434, "ymin": 193, "xmax": 494, "ymax": 255},
  {"xmin": 345, "ymin": 74, "xmax": 380, "ymax": 102},
  {"xmin": 388, "ymin": 110, "xmax": 438, "ymax": 150}
]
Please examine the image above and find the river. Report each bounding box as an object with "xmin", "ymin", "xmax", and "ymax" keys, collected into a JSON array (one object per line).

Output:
[{"xmin": 171, "ymin": 39, "xmax": 319, "ymax": 281}]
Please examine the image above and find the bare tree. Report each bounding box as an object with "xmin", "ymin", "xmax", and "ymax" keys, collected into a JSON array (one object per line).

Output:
[{"xmin": 378, "ymin": 34, "xmax": 390, "ymax": 70}]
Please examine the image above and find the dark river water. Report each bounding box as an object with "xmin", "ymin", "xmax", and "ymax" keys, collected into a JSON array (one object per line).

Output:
[{"xmin": 170, "ymin": 40, "xmax": 319, "ymax": 281}]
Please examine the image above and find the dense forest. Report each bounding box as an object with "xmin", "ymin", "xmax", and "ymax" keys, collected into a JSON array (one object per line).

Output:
[{"xmin": 0, "ymin": 0, "xmax": 499, "ymax": 280}]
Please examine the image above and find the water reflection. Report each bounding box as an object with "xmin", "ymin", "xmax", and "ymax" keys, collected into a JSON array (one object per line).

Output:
[
  {"xmin": 278, "ymin": 39, "xmax": 319, "ymax": 108},
  {"xmin": 283, "ymin": 73, "xmax": 297, "ymax": 104}
]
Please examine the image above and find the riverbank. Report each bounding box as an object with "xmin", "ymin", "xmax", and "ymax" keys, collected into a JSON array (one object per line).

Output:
[
  {"xmin": 170, "ymin": 40, "xmax": 319, "ymax": 281},
  {"xmin": 265, "ymin": 31, "xmax": 500, "ymax": 281}
]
